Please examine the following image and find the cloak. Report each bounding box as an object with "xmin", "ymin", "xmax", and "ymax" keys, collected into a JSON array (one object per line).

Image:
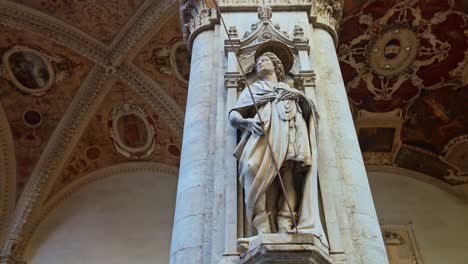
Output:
[{"xmin": 230, "ymin": 80, "xmax": 326, "ymax": 240}]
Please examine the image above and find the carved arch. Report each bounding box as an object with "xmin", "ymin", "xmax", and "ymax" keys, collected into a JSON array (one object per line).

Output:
[
  {"xmin": 0, "ymin": 100, "xmax": 15, "ymax": 244},
  {"xmin": 23, "ymin": 162, "xmax": 178, "ymax": 259},
  {"xmin": 367, "ymin": 165, "xmax": 468, "ymax": 203}
]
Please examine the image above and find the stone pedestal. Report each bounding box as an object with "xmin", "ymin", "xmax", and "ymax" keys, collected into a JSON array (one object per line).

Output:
[
  {"xmin": 0, "ymin": 256, "xmax": 26, "ymax": 264},
  {"xmin": 239, "ymin": 234, "xmax": 332, "ymax": 264}
]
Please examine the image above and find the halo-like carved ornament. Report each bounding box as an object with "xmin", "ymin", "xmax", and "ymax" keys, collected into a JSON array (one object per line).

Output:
[
  {"xmin": 369, "ymin": 25, "xmax": 419, "ymax": 77},
  {"xmin": 109, "ymin": 104, "xmax": 156, "ymax": 160},
  {"xmin": 0, "ymin": 45, "xmax": 71, "ymax": 96}
]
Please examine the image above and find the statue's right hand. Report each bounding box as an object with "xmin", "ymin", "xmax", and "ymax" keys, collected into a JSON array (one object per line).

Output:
[{"xmin": 240, "ymin": 118, "xmax": 264, "ymax": 137}]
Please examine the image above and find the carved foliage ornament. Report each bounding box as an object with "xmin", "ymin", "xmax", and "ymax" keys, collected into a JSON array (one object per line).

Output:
[
  {"xmin": 0, "ymin": 45, "xmax": 71, "ymax": 96},
  {"xmin": 109, "ymin": 104, "xmax": 156, "ymax": 160}
]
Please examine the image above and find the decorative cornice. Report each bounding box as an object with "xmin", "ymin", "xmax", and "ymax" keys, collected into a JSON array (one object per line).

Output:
[
  {"xmin": 118, "ymin": 63, "xmax": 184, "ymax": 135},
  {"xmin": 0, "ymin": 0, "xmax": 110, "ymax": 66},
  {"xmin": 0, "ymin": 101, "xmax": 15, "ymax": 248},
  {"xmin": 22, "ymin": 162, "xmax": 178, "ymax": 258},
  {"xmin": 1, "ymin": 66, "xmax": 117, "ymax": 258}
]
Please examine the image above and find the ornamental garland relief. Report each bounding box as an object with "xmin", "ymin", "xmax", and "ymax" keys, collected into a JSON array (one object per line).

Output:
[
  {"xmin": 0, "ymin": 45, "xmax": 71, "ymax": 96},
  {"xmin": 109, "ymin": 104, "xmax": 156, "ymax": 160}
]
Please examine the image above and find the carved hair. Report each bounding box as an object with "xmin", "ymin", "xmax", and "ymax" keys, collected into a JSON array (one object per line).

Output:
[{"xmin": 256, "ymin": 52, "xmax": 285, "ymax": 81}]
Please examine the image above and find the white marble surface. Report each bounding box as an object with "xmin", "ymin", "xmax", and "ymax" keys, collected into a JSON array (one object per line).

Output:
[{"xmin": 310, "ymin": 28, "xmax": 388, "ymax": 264}]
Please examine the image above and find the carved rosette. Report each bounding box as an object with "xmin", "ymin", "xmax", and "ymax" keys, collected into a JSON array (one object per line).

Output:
[
  {"xmin": 109, "ymin": 104, "xmax": 156, "ymax": 160},
  {"xmin": 310, "ymin": 0, "xmax": 343, "ymax": 45}
]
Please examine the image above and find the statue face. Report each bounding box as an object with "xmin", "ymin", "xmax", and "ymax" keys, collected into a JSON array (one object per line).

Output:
[{"xmin": 256, "ymin": 55, "xmax": 275, "ymax": 77}]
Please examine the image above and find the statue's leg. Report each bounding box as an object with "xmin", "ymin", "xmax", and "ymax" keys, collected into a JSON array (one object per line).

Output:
[
  {"xmin": 252, "ymin": 193, "xmax": 271, "ymax": 234},
  {"xmin": 277, "ymin": 165, "xmax": 298, "ymax": 232}
]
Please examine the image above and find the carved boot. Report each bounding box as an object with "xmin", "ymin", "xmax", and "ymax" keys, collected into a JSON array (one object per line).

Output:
[
  {"xmin": 277, "ymin": 211, "xmax": 297, "ymax": 233},
  {"xmin": 253, "ymin": 211, "xmax": 271, "ymax": 235}
]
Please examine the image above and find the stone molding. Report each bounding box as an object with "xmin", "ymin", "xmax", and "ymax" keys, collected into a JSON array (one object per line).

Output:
[
  {"xmin": 1, "ymin": 66, "xmax": 116, "ymax": 258},
  {"xmin": 0, "ymin": 101, "xmax": 15, "ymax": 247},
  {"xmin": 22, "ymin": 162, "xmax": 178, "ymax": 259}
]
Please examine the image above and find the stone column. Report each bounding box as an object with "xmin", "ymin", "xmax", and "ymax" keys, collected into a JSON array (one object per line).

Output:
[
  {"xmin": 310, "ymin": 28, "xmax": 389, "ymax": 264},
  {"xmin": 169, "ymin": 28, "xmax": 217, "ymax": 263}
]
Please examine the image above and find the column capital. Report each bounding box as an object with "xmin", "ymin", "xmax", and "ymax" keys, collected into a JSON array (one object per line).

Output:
[
  {"xmin": 179, "ymin": 0, "xmax": 219, "ymax": 51},
  {"xmin": 310, "ymin": 0, "xmax": 343, "ymax": 45}
]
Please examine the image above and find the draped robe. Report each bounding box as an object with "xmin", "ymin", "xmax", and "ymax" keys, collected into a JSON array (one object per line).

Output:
[{"xmin": 230, "ymin": 80, "xmax": 327, "ymax": 241}]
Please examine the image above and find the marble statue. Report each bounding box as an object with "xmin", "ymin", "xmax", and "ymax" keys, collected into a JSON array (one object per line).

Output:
[{"xmin": 229, "ymin": 49, "xmax": 326, "ymax": 242}]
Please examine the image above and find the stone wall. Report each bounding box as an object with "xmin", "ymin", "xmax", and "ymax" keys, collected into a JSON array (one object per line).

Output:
[
  {"xmin": 368, "ymin": 170, "xmax": 468, "ymax": 264},
  {"xmin": 23, "ymin": 166, "xmax": 178, "ymax": 264}
]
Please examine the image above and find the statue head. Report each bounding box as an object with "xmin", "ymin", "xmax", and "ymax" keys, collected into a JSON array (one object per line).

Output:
[{"xmin": 256, "ymin": 52, "xmax": 285, "ymax": 81}]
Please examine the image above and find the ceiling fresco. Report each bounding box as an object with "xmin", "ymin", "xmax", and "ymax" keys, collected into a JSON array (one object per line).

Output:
[
  {"xmin": 133, "ymin": 14, "xmax": 190, "ymax": 111},
  {"xmin": 0, "ymin": 25, "xmax": 93, "ymax": 199},
  {"xmin": 339, "ymin": 0, "xmax": 468, "ymax": 184},
  {"xmin": 47, "ymin": 80, "xmax": 181, "ymax": 202},
  {"xmin": 11, "ymin": 0, "xmax": 146, "ymax": 44}
]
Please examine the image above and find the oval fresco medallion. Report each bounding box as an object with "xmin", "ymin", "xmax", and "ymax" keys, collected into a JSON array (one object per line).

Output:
[
  {"xmin": 170, "ymin": 41, "xmax": 191, "ymax": 85},
  {"xmin": 2, "ymin": 46, "xmax": 55, "ymax": 95},
  {"xmin": 109, "ymin": 104, "xmax": 156, "ymax": 159}
]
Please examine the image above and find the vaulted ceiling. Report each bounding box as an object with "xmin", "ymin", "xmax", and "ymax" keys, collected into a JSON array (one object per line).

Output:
[
  {"xmin": 0, "ymin": 0, "xmax": 186, "ymax": 242},
  {"xmin": 0, "ymin": 0, "xmax": 467, "ymax": 250}
]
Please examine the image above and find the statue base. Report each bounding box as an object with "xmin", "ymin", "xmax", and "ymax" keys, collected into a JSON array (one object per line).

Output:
[
  {"xmin": 0, "ymin": 256, "xmax": 27, "ymax": 264},
  {"xmin": 238, "ymin": 233, "xmax": 332, "ymax": 264}
]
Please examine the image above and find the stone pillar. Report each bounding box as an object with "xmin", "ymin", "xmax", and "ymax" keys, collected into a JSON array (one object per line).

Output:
[
  {"xmin": 169, "ymin": 28, "xmax": 217, "ymax": 263},
  {"xmin": 310, "ymin": 28, "xmax": 389, "ymax": 264}
]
